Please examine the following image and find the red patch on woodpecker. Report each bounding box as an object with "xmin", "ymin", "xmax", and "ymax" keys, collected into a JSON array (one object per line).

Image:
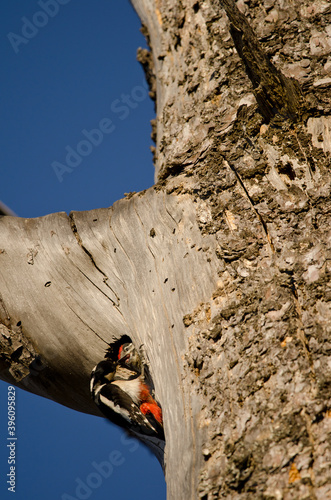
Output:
[
  {"xmin": 118, "ymin": 345, "xmax": 123, "ymax": 360},
  {"xmin": 139, "ymin": 383, "xmax": 163, "ymax": 424},
  {"xmin": 139, "ymin": 383, "xmax": 154, "ymax": 403},
  {"xmin": 140, "ymin": 403, "xmax": 163, "ymax": 424}
]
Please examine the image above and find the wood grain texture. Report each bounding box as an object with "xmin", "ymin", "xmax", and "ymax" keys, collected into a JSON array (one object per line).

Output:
[{"xmin": 0, "ymin": 189, "xmax": 219, "ymax": 497}]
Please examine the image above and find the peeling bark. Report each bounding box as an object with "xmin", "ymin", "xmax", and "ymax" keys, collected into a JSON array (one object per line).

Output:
[{"xmin": 1, "ymin": 0, "xmax": 331, "ymax": 498}]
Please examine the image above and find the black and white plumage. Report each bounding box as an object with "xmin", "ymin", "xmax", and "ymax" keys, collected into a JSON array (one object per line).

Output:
[{"xmin": 90, "ymin": 358, "xmax": 164, "ymax": 440}]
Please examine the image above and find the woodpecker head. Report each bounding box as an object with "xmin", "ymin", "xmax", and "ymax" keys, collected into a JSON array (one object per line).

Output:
[
  {"xmin": 118, "ymin": 342, "xmax": 142, "ymax": 373},
  {"xmin": 118, "ymin": 342, "xmax": 133, "ymax": 360},
  {"xmin": 90, "ymin": 359, "xmax": 117, "ymax": 397}
]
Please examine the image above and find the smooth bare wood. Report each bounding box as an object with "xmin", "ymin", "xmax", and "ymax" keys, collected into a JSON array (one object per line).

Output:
[{"xmin": 0, "ymin": 190, "xmax": 218, "ymax": 496}]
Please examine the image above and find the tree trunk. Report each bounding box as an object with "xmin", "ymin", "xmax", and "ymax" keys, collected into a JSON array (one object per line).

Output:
[{"xmin": 1, "ymin": 0, "xmax": 331, "ymax": 498}]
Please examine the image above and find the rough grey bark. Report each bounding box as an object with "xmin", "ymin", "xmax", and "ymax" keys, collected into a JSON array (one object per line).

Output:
[{"xmin": 1, "ymin": 0, "xmax": 331, "ymax": 498}]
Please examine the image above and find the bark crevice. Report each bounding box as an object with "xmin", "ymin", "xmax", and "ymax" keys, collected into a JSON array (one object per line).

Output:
[
  {"xmin": 69, "ymin": 212, "xmax": 122, "ymax": 308},
  {"xmin": 223, "ymin": 157, "xmax": 275, "ymax": 253},
  {"xmin": 219, "ymin": 0, "xmax": 303, "ymax": 122}
]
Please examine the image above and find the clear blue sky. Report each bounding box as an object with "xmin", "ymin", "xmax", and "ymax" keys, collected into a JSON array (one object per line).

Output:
[{"xmin": 0, "ymin": 1, "xmax": 166, "ymax": 499}]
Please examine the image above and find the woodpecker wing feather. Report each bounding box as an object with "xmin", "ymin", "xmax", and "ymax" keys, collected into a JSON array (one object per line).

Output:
[
  {"xmin": 97, "ymin": 381, "xmax": 162, "ymax": 436},
  {"xmin": 90, "ymin": 351, "xmax": 164, "ymax": 443}
]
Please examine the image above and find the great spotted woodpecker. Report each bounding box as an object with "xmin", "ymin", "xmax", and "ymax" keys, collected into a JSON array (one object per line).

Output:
[
  {"xmin": 90, "ymin": 344, "xmax": 164, "ymax": 442},
  {"xmin": 118, "ymin": 343, "xmax": 163, "ymax": 426}
]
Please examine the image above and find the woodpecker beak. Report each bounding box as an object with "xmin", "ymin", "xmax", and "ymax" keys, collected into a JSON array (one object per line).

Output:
[{"xmin": 118, "ymin": 353, "xmax": 131, "ymax": 365}]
